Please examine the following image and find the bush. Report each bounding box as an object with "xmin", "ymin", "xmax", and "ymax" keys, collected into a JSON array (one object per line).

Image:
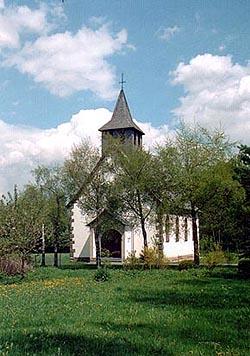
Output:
[
  {"xmin": 200, "ymin": 236, "xmax": 217, "ymax": 254},
  {"xmin": 178, "ymin": 259, "xmax": 194, "ymax": 271},
  {"xmin": 123, "ymin": 252, "xmax": 142, "ymax": 270},
  {"xmin": 238, "ymin": 258, "xmax": 250, "ymax": 277},
  {"xmin": 224, "ymin": 252, "xmax": 239, "ymax": 264},
  {"xmin": 203, "ymin": 245, "xmax": 226, "ymax": 269},
  {"xmin": 0, "ymin": 272, "xmax": 23, "ymax": 285},
  {"xmin": 101, "ymin": 248, "xmax": 111, "ymax": 258},
  {"xmin": 0, "ymin": 256, "xmax": 30, "ymax": 276},
  {"xmin": 140, "ymin": 247, "xmax": 169, "ymax": 269},
  {"xmin": 94, "ymin": 267, "xmax": 110, "ymax": 282}
]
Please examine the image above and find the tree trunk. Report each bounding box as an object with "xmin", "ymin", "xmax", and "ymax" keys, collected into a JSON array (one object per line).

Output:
[
  {"xmin": 54, "ymin": 244, "xmax": 58, "ymax": 267},
  {"xmin": 41, "ymin": 224, "xmax": 46, "ymax": 267},
  {"xmin": 141, "ymin": 217, "xmax": 148, "ymax": 248},
  {"xmin": 53, "ymin": 196, "xmax": 60, "ymax": 267},
  {"xmin": 156, "ymin": 206, "xmax": 164, "ymax": 257},
  {"xmin": 41, "ymin": 251, "xmax": 46, "ymax": 267},
  {"xmin": 191, "ymin": 204, "xmax": 199, "ymax": 265},
  {"xmin": 20, "ymin": 256, "xmax": 25, "ymax": 278},
  {"xmin": 137, "ymin": 190, "xmax": 148, "ymax": 248},
  {"xmin": 94, "ymin": 228, "xmax": 102, "ymax": 268}
]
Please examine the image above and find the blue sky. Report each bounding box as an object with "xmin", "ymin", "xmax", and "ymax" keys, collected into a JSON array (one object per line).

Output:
[
  {"xmin": 0, "ymin": 0, "xmax": 250, "ymax": 193},
  {"xmin": 1, "ymin": 0, "xmax": 250, "ymax": 128}
]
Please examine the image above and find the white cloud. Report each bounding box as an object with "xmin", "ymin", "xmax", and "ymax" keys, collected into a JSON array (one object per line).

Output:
[
  {"xmin": 137, "ymin": 121, "xmax": 172, "ymax": 148},
  {"xmin": 89, "ymin": 16, "xmax": 107, "ymax": 27},
  {"xmin": 5, "ymin": 25, "xmax": 130, "ymax": 99},
  {"xmin": 0, "ymin": 3, "xmax": 50, "ymax": 49},
  {"xmin": 0, "ymin": 108, "xmax": 110, "ymax": 195},
  {"xmin": 0, "ymin": 2, "xmax": 132, "ymax": 100},
  {"xmin": 171, "ymin": 53, "xmax": 250, "ymax": 144},
  {"xmin": 0, "ymin": 109, "xmax": 170, "ymax": 195},
  {"xmin": 157, "ymin": 25, "xmax": 180, "ymax": 41}
]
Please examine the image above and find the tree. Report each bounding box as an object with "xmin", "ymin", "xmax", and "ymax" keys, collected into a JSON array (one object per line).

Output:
[
  {"xmin": 198, "ymin": 160, "xmax": 245, "ymax": 252},
  {"xmin": 158, "ymin": 125, "xmax": 239, "ymax": 265},
  {"xmin": 235, "ymin": 145, "xmax": 250, "ymax": 257},
  {"xmin": 63, "ymin": 140, "xmax": 114, "ymax": 268},
  {"xmin": 33, "ymin": 165, "xmax": 70, "ymax": 267},
  {"xmin": 0, "ymin": 185, "xmax": 46, "ymax": 274},
  {"xmin": 112, "ymin": 144, "xmax": 157, "ymax": 248}
]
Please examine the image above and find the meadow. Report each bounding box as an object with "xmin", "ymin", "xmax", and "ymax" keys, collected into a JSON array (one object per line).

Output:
[{"xmin": 0, "ymin": 262, "xmax": 249, "ymax": 355}]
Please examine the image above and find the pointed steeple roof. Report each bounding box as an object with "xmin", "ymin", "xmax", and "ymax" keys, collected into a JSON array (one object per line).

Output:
[{"xmin": 99, "ymin": 89, "xmax": 145, "ymax": 135}]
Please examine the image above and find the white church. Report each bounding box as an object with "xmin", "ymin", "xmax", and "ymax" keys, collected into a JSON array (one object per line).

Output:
[{"xmin": 71, "ymin": 89, "xmax": 195, "ymax": 262}]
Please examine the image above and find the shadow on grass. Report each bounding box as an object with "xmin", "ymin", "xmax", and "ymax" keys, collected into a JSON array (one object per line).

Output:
[
  {"xmin": 60, "ymin": 263, "xmax": 97, "ymax": 270},
  {"xmin": 60, "ymin": 263, "xmax": 124, "ymax": 271},
  {"xmin": 0, "ymin": 331, "xmax": 171, "ymax": 356},
  {"xmin": 89, "ymin": 320, "xmax": 247, "ymax": 355},
  {"xmin": 124, "ymin": 280, "xmax": 250, "ymax": 310},
  {"xmin": 208, "ymin": 268, "xmax": 243, "ymax": 280}
]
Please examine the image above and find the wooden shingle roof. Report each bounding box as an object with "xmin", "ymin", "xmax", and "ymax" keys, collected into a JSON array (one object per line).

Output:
[{"xmin": 99, "ymin": 89, "xmax": 145, "ymax": 135}]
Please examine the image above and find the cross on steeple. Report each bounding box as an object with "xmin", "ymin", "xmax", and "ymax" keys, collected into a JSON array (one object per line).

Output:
[{"xmin": 119, "ymin": 73, "xmax": 126, "ymax": 90}]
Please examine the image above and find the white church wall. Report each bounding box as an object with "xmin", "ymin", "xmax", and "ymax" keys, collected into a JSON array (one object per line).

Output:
[
  {"xmin": 72, "ymin": 203, "xmax": 92, "ymax": 259},
  {"xmin": 124, "ymin": 228, "xmax": 133, "ymax": 259},
  {"xmin": 132, "ymin": 227, "xmax": 144, "ymax": 257},
  {"xmin": 72, "ymin": 204, "xmax": 195, "ymax": 261},
  {"xmin": 131, "ymin": 215, "xmax": 194, "ymax": 260},
  {"xmin": 91, "ymin": 228, "xmax": 96, "ymax": 260},
  {"xmin": 162, "ymin": 216, "xmax": 194, "ymax": 260}
]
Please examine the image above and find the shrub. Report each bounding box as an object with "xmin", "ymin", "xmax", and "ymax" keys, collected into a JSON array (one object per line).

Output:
[
  {"xmin": 101, "ymin": 248, "xmax": 111, "ymax": 258},
  {"xmin": 0, "ymin": 256, "xmax": 30, "ymax": 276},
  {"xmin": 178, "ymin": 259, "xmax": 194, "ymax": 271},
  {"xmin": 123, "ymin": 252, "xmax": 142, "ymax": 270},
  {"xmin": 94, "ymin": 267, "xmax": 110, "ymax": 282},
  {"xmin": 200, "ymin": 235, "xmax": 217, "ymax": 254},
  {"xmin": 0, "ymin": 272, "xmax": 23, "ymax": 285},
  {"xmin": 140, "ymin": 247, "xmax": 169, "ymax": 269},
  {"xmin": 101, "ymin": 256, "xmax": 112, "ymax": 271},
  {"xmin": 238, "ymin": 258, "xmax": 250, "ymax": 277},
  {"xmin": 203, "ymin": 245, "xmax": 226, "ymax": 269},
  {"xmin": 224, "ymin": 252, "xmax": 239, "ymax": 264}
]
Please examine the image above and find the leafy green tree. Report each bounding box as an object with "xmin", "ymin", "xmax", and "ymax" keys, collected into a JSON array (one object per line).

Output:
[
  {"xmin": 199, "ymin": 160, "xmax": 245, "ymax": 252},
  {"xmin": 33, "ymin": 165, "xmax": 70, "ymax": 267},
  {"xmin": 235, "ymin": 145, "xmax": 250, "ymax": 257},
  {"xmin": 158, "ymin": 125, "xmax": 239, "ymax": 265},
  {"xmin": 152, "ymin": 142, "xmax": 185, "ymax": 251},
  {"xmin": 63, "ymin": 140, "xmax": 115, "ymax": 268},
  {"xmin": 112, "ymin": 144, "xmax": 157, "ymax": 248},
  {"xmin": 0, "ymin": 185, "xmax": 45, "ymax": 274}
]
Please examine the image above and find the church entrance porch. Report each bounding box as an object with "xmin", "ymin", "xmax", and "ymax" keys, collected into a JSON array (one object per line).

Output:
[
  {"xmin": 101, "ymin": 229, "xmax": 122, "ymax": 258},
  {"xmin": 86, "ymin": 210, "xmax": 126, "ymax": 261}
]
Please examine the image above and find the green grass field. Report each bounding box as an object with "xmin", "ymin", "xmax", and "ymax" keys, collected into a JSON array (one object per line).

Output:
[{"xmin": 0, "ymin": 265, "xmax": 249, "ymax": 355}]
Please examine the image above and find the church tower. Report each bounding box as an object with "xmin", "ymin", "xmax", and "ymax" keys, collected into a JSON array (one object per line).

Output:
[{"xmin": 99, "ymin": 89, "xmax": 144, "ymax": 155}]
